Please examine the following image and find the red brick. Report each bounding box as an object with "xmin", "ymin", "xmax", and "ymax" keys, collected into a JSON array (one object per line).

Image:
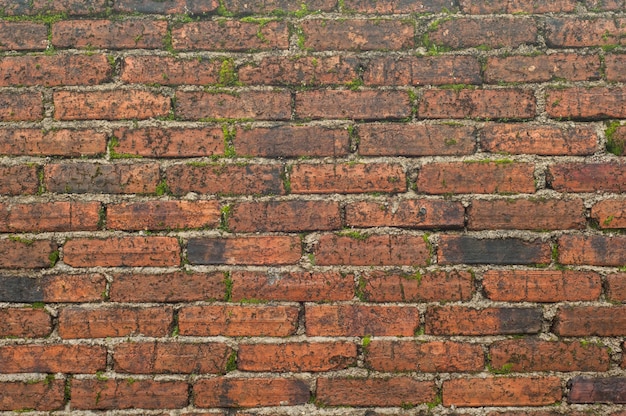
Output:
[
  {"xmin": 345, "ymin": 0, "xmax": 456, "ymax": 12},
  {"xmin": 360, "ymin": 270, "xmax": 473, "ymax": 302},
  {"xmin": 440, "ymin": 236, "xmax": 550, "ymax": 265},
  {"xmin": 301, "ymin": 19, "xmax": 413, "ymax": 51},
  {"xmin": 483, "ymin": 270, "xmax": 602, "ymax": 302},
  {"xmin": 240, "ymin": 56, "xmax": 357, "ymax": 86},
  {"xmin": 121, "ymin": 56, "xmax": 222, "ymax": 85},
  {"xmin": 418, "ymin": 162, "xmax": 535, "ymax": 194},
  {"xmin": 0, "ymin": 380, "xmax": 64, "ymax": 411},
  {"xmin": 0, "ymin": 308, "xmax": 51, "ymax": 338},
  {"xmin": 0, "ymin": 239, "xmax": 57, "ymax": 269},
  {"xmin": 71, "ymin": 379, "xmax": 188, "ymax": 410},
  {"xmin": 570, "ymin": 377, "xmax": 626, "ymax": 404},
  {"xmin": 558, "ymin": 235, "xmax": 626, "ymax": 266},
  {"xmin": 485, "ymin": 54, "xmax": 600, "ymax": 84},
  {"xmin": 179, "ymin": 305, "xmax": 299, "ymax": 337},
  {"xmin": 428, "ymin": 17, "xmax": 537, "ymax": 49},
  {"xmin": 586, "ymin": 0, "xmax": 625, "ymax": 10},
  {"xmin": 305, "ymin": 304, "xmax": 419, "ymax": 336},
  {"xmin": 238, "ymin": 342, "xmax": 357, "ymax": 372},
  {"xmin": 547, "ymin": 87, "xmax": 626, "ymax": 119},
  {"xmin": 0, "ymin": 0, "xmax": 107, "ymax": 15},
  {"xmin": 54, "ymin": 90, "xmax": 170, "ymax": 120},
  {"xmin": 359, "ymin": 123, "xmax": 476, "ymax": 156},
  {"xmin": 42, "ymin": 274, "xmax": 106, "ymax": 302},
  {"xmin": 176, "ymin": 90, "xmax": 291, "ymax": 121},
  {"xmin": 0, "ymin": 165, "xmax": 39, "ymax": 195},
  {"xmin": 426, "ymin": 306, "xmax": 542, "ymax": 335},
  {"xmin": 194, "ymin": 378, "xmax": 309, "ymax": 408},
  {"xmin": 235, "ymin": 126, "xmax": 349, "ymax": 157},
  {"xmin": 314, "ymin": 233, "xmax": 430, "ymax": 266},
  {"xmin": 166, "ymin": 163, "xmax": 284, "ymax": 196},
  {"xmin": 63, "ymin": 236, "xmax": 180, "ymax": 267},
  {"xmin": 606, "ymin": 54, "xmax": 626, "ymax": 82},
  {"xmin": 0, "ymin": 201, "xmax": 100, "ymax": 232},
  {"xmin": 0, "ymin": 21, "xmax": 47, "ymax": 51},
  {"xmin": 110, "ymin": 272, "xmax": 225, "ymax": 302},
  {"xmin": 443, "ymin": 377, "xmax": 562, "ymax": 407},
  {"xmin": 346, "ymin": 199, "xmax": 465, "ymax": 229},
  {"xmin": 296, "ymin": 90, "xmax": 411, "ymax": 120},
  {"xmin": 58, "ymin": 306, "xmax": 173, "ymax": 339},
  {"xmin": 366, "ymin": 340, "xmax": 484, "ymax": 372},
  {"xmin": 52, "ymin": 19, "xmax": 167, "ymax": 49},
  {"xmin": 231, "ymin": 271, "xmax": 353, "ymax": 302},
  {"xmin": 549, "ymin": 163, "xmax": 626, "ymax": 192},
  {"xmin": 460, "ymin": 0, "xmax": 576, "ymax": 13},
  {"xmin": 490, "ymin": 339, "xmax": 610, "ymax": 372},
  {"xmin": 112, "ymin": 127, "xmax": 224, "ymax": 158},
  {"xmin": 0, "ymin": 129, "xmax": 106, "ymax": 156},
  {"xmin": 114, "ymin": 0, "xmax": 218, "ymax": 13},
  {"xmin": 229, "ymin": 200, "xmax": 341, "ymax": 232},
  {"xmin": 481, "ymin": 124, "xmax": 597, "ymax": 156},
  {"xmin": 607, "ymin": 273, "xmax": 626, "ymax": 302},
  {"xmin": 419, "ymin": 89, "xmax": 535, "ymax": 120},
  {"xmin": 291, "ymin": 163, "xmax": 405, "ymax": 194},
  {"xmin": 546, "ymin": 17, "xmax": 626, "ymax": 48},
  {"xmin": 0, "ymin": 344, "xmax": 106, "ymax": 373},
  {"xmin": 114, "ymin": 342, "xmax": 231, "ymax": 374},
  {"xmin": 0, "ymin": 91, "xmax": 42, "ymax": 121},
  {"xmin": 107, "ymin": 200, "xmax": 220, "ymax": 230},
  {"xmin": 554, "ymin": 306, "xmax": 626, "ymax": 336},
  {"xmin": 187, "ymin": 236, "xmax": 300, "ymax": 265},
  {"xmin": 223, "ymin": 0, "xmax": 335, "ymax": 12},
  {"xmin": 317, "ymin": 377, "xmax": 436, "ymax": 407},
  {"xmin": 172, "ymin": 21, "xmax": 289, "ymax": 51}
]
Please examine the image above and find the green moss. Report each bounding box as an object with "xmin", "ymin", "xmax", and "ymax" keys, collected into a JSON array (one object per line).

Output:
[
  {"xmin": 281, "ymin": 164, "xmax": 292, "ymax": 194},
  {"xmin": 95, "ymin": 371, "xmax": 107, "ymax": 381},
  {"xmin": 155, "ymin": 180, "xmax": 170, "ymax": 196},
  {"xmin": 0, "ymin": 12, "xmax": 67, "ymax": 24},
  {"xmin": 31, "ymin": 302, "xmax": 45, "ymax": 309},
  {"xmin": 488, "ymin": 362, "xmax": 514, "ymax": 374},
  {"xmin": 606, "ymin": 121, "xmax": 624, "ymax": 156},
  {"xmin": 426, "ymin": 394, "xmax": 442, "ymax": 409},
  {"xmin": 362, "ymin": 334, "xmax": 372, "ymax": 347},
  {"xmin": 440, "ymin": 83, "xmax": 476, "ymax": 92},
  {"xmin": 307, "ymin": 253, "xmax": 316, "ymax": 266},
  {"xmin": 222, "ymin": 124, "xmax": 237, "ymax": 157},
  {"xmin": 345, "ymin": 78, "xmax": 363, "ymax": 91},
  {"xmin": 9, "ymin": 235, "xmax": 34, "ymax": 245},
  {"xmin": 355, "ymin": 275, "xmax": 367, "ymax": 301},
  {"xmin": 218, "ymin": 58, "xmax": 240, "ymax": 86},
  {"xmin": 225, "ymin": 350, "xmax": 237, "ymax": 372},
  {"xmin": 216, "ymin": 0, "xmax": 234, "ymax": 17},
  {"xmin": 48, "ymin": 250, "xmax": 59, "ymax": 267},
  {"xmin": 220, "ymin": 204, "xmax": 231, "ymax": 232},
  {"xmin": 162, "ymin": 28, "xmax": 175, "ymax": 54},
  {"xmin": 108, "ymin": 136, "xmax": 141, "ymax": 159},
  {"xmin": 604, "ymin": 215, "xmax": 615, "ymax": 227},
  {"xmin": 339, "ymin": 230, "xmax": 369, "ymax": 240},
  {"xmin": 223, "ymin": 272, "xmax": 233, "ymax": 301}
]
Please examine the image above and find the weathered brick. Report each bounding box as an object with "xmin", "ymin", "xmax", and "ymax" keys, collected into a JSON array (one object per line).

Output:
[
  {"xmin": 109, "ymin": 272, "xmax": 225, "ymax": 302},
  {"xmin": 176, "ymin": 90, "xmax": 291, "ymax": 121},
  {"xmin": 549, "ymin": 163, "xmax": 626, "ymax": 193},
  {"xmin": 317, "ymin": 378, "xmax": 436, "ymax": 407},
  {"xmin": 554, "ymin": 306, "xmax": 626, "ymax": 336},
  {"xmin": 444, "ymin": 377, "xmax": 562, "ymax": 407},
  {"xmin": 222, "ymin": 0, "xmax": 336, "ymax": 13},
  {"xmin": 483, "ymin": 270, "xmax": 602, "ymax": 302},
  {"xmin": 606, "ymin": 54, "xmax": 626, "ymax": 82},
  {"xmin": 0, "ymin": 165, "xmax": 39, "ymax": 195},
  {"xmin": 0, "ymin": 0, "xmax": 107, "ymax": 15},
  {"xmin": 428, "ymin": 17, "xmax": 537, "ymax": 49},
  {"xmin": 121, "ymin": 56, "xmax": 222, "ymax": 86},
  {"xmin": 187, "ymin": 236, "xmax": 300, "ymax": 265},
  {"xmin": 345, "ymin": 199, "xmax": 465, "ymax": 229},
  {"xmin": 426, "ymin": 306, "xmax": 543, "ymax": 335},
  {"xmin": 485, "ymin": 54, "xmax": 600, "ymax": 84},
  {"xmin": 607, "ymin": 273, "xmax": 626, "ymax": 302},
  {"xmin": 344, "ymin": 0, "xmax": 456, "ymax": 13},
  {"xmin": 0, "ymin": 91, "xmax": 42, "ymax": 121},
  {"xmin": 0, "ymin": 21, "xmax": 47, "ymax": 51},
  {"xmin": 419, "ymin": 89, "xmax": 535, "ymax": 120},
  {"xmin": 366, "ymin": 340, "xmax": 484, "ymax": 372},
  {"xmin": 305, "ymin": 304, "xmax": 419, "ymax": 336},
  {"xmin": 0, "ymin": 274, "xmax": 106, "ymax": 303},
  {"xmin": 54, "ymin": 90, "xmax": 170, "ymax": 120},
  {"xmin": 0, "ymin": 308, "xmax": 52, "ymax": 338},
  {"xmin": 0, "ymin": 344, "xmax": 106, "ymax": 373},
  {"xmin": 291, "ymin": 163, "xmax": 405, "ymax": 194},
  {"xmin": 0, "ymin": 239, "xmax": 57, "ymax": 269},
  {"xmin": 238, "ymin": 342, "xmax": 357, "ymax": 372},
  {"xmin": 178, "ymin": 305, "xmax": 299, "ymax": 336},
  {"xmin": 558, "ymin": 235, "xmax": 626, "ymax": 266},
  {"xmin": 112, "ymin": 126, "xmax": 223, "ymax": 158},
  {"xmin": 296, "ymin": 90, "xmax": 411, "ymax": 120},
  {"xmin": 107, "ymin": 200, "xmax": 220, "ymax": 230},
  {"xmin": 52, "ymin": 19, "xmax": 167, "ymax": 49},
  {"xmin": 0, "ymin": 380, "xmax": 64, "ymax": 411},
  {"xmin": 606, "ymin": 123, "xmax": 626, "ymax": 157},
  {"xmin": 172, "ymin": 21, "xmax": 289, "ymax": 51},
  {"xmin": 0, "ymin": 201, "xmax": 101, "ymax": 232},
  {"xmin": 63, "ymin": 236, "xmax": 180, "ymax": 267},
  {"xmin": 229, "ymin": 200, "xmax": 341, "ymax": 232},
  {"xmin": 440, "ymin": 236, "xmax": 550, "ymax": 265},
  {"xmin": 114, "ymin": 0, "xmax": 218, "ymax": 13},
  {"xmin": 460, "ymin": 0, "xmax": 576, "ymax": 13},
  {"xmin": 58, "ymin": 306, "xmax": 173, "ymax": 339},
  {"xmin": 240, "ymin": 56, "xmax": 357, "ymax": 86},
  {"xmin": 314, "ymin": 233, "xmax": 430, "ymax": 266},
  {"xmin": 359, "ymin": 123, "xmax": 476, "ymax": 156},
  {"xmin": 235, "ymin": 126, "xmax": 349, "ymax": 157},
  {"xmin": 0, "ymin": 129, "xmax": 106, "ymax": 157},
  {"xmin": 194, "ymin": 378, "xmax": 309, "ymax": 408},
  {"xmin": 545, "ymin": 17, "xmax": 626, "ymax": 48},
  {"xmin": 301, "ymin": 19, "xmax": 413, "ymax": 51},
  {"xmin": 548, "ymin": 87, "xmax": 626, "ymax": 120},
  {"xmin": 586, "ymin": 0, "xmax": 625, "ymax": 10},
  {"xmin": 569, "ymin": 377, "xmax": 626, "ymax": 404}
]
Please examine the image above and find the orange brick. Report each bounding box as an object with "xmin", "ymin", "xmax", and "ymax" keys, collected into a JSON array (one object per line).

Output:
[
  {"xmin": 0, "ymin": 91, "xmax": 42, "ymax": 121},
  {"xmin": 114, "ymin": 0, "xmax": 218, "ymax": 13},
  {"xmin": 547, "ymin": 87, "xmax": 626, "ymax": 119},
  {"xmin": 296, "ymin": 90, "xmax": 411, "ymax": 120},
  {"xmin": 63, "ymin": 237, "xmax": 180, "ymax": 267},
  {"xmin": 291, "ymin": 163, "xmax": 405, "ymax": 194},
  {"xmin": 345, "ymin": 199, "xmax": 464, "ymax": 229},
  {"xmin": 238, "ymin": 342, "xmax": 357, "ymax": 372},
  {"xmin": 558, "ymin": 235, "xmax": 626, "ymax": 266},
  {"xmin": 0, "ymin": 129, "xmax": 106, "ymax": 156},
  {"xmin": 317, "ymin": 377, "xmax": 436, "ymax": 407},
  {"xmin": 361, "ymin": 270, "xmax": 473, "ymax": 302},
  {"xmin": 460, "ymin": 0, "xmax": 576, "ymax": 13},
  {"xmin": 0, "ymin": 165, "xmax": 39, "ymax": 195},
  {"xmin": 606, "ymin": 54, "xmax": 626, "ymax": 82},
  {"xmin": 0, "ymin": 201, "xmax": 101, "ymax": 232},
  {"xmin": 419, "ymin": 89, "xmax": 535, "ymax": 119},
  {"xmin": 426, "ymin": 306, "xmax": 542, "ymax": 335},
  {"xmin": 0, "ymin": 21, "xmax": 47, "ymax": 51},
  {"xmin": 52, "ymin": 19, "xmax": 167, "ymax": 49},
  {"xmin": 0, "ymin": 380, "xmax": 64, "ymax": 411},
  {"xmin": 0, "ymin": 308, "xmax": 52, "ymax": 338},
  {"xmin": 607, "ymin": 273, "xmax": 626, "ymax": 302},
  {"xmin": 194, "ymin": 378, "xmax": 309, "ymax": 408},
  {"xmin": 120, "ymin": 56, "xmax": 221, "ymax": 85},
  {"xmin": 548, "ymin": 163, "xmax": 626, "ymax": 192},
  {"xmin": 113, "ymin": 127, "xmax": 224, "ymax": 158},
  {"xmin": 592, "ymin": 199, "xmax": 626, "ymax": 228},
  {"xmin": 0, "ymin": 54, "xmax": 111, "ymax": 86},
  {"xmin": 444, "ymin": 377, "xmax": 562, "ymax": 407},
  {"xmin": 229, "ymin": 200, "xmax": 341, "ymax": 232},
  {"xmin": 107, "ymin": 200, "xmax": 220, "ymax": 230},
  {"xmin": 239, "ymin": 56, "xmax": 357, "ymax": 86},
  {"xmin": 235, "ymin": 126, "xmax": 349, "ymax": 157},
  {"xmin": 481, "ymin": 124, "xmax": 597, "ymax": 155},
  {"xmin": 0, "ymin": 239, "xmax": 57, "ymax": 269},
  {"xmin": 0, "ymin": 344, "xmax": 106, "ymax": 373},
  {"xmin": 109, "ymin": 272, "xmax": 225, "ymax": 303},
  {"xmin": 54, "ymin": 90, "xmax": 170, "ymax": 120}
]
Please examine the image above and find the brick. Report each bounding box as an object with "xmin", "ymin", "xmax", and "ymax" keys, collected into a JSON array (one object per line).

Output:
[
  {"xmin": 0, "ymin": 239, "xmax": 57, "ymax": 269},
  {"xmin": 359, "ymin": 123, "xmax": 476, "ymax": 156},
  {"xmin": 172, "ymin": 21, "xmax": 289, "ymax": 51},
  {"xmin": 428, "ymin": 17, "xmax": 537, "ymax": 49},
  {"xmin": 222, "ymin": 0, "xmax": 336, "ymax": 13},
  {"xmin": 554, "ymin": 306, "xmax": 626, "ymax": 336},
  {"xmin": 305, "ymin": 304, "xmax": 419, "ymax": 336},
  {"xmin": 586, "ymin": 0, "xmax": 625, "ymax": 10},
  {"xmin": 63, "ymin": 236, "xmax": 180, "ymax": 267},
  {"xmin": 0, "ymin": 201, "xmax": 101, "ymax": 232},
  {"xmin": 0, "ymin": 308, "xmax": 51, "ymax": 338},
  {"xmin": 54, "ymin": 90, "xmax": 170, "ymax": 120},
  {"xmin": 240, "ymin": 56, "xmax": 357, "ymax": 86},
  {"xmin": 344, "ymin": 0, "xmax": 457, "ymax": 13},
  {"xmin": 444, "ymin": 377, "xmax": 562, "ymax": 407},
  {"xmin": 0, "ymin": 274, "xmax": 106, "ymax": 303},
  {"xmin": 44, "ymin": 162, "xmax": 160, "ymax": 194},
  {"xmin": 114, "ymin": 342, "xmax": 231, "ymax": 374},
  {"xmin": 548, "ymin": 163, "xmax": 626, "ymax": 192},
  {"xmin": 360, "ymin": 270, "xmax": 473, "ymax": 302},
  {"xmin": 0, "ymin": 344, "xmax": 106, "ymax": 373},
  {"xmin": 166, "ymin": 164, "xmax": 284, "ymax": 196},
  {"xmin": 176, "ymin": 90, "xmax": 291, "ymax": 121},
  {"xmin": 314, "ymin": 234, "xmax": 430, "ymax": 266},
  {"xmin": 345, "ymin": 199, "xmax": 465, "ymax": 229},
  {"xmin": 594, "ymin": 199, "xmax": 626, "ymax": 229},
  {"xmin": 0, "ymin": 165, "xmax": 38, "ymax": 195},
  {"xmin": 71, "ymin": 379, "xmax": 188, "ymax": 410},
  {"xmin": 317, "ymin": 378, "xmax": 435, "ymax": 407},
  {"xmin": 187, "ymin": 236, "xmax": 300, "ymax": 265},
  {"xmin": 569, "ymin": 377, "xmax": 626, "ymax": 404},
  {"xmin": 52, "ymin": 19, "xmax": 167, "ymax": 49},
  {"xmin": 178, "ymin": 305, "xmax": 299, "ymax": 337},
  {"xmin": 606, "ymin": 54, "xmax": 626, "ymax": 82},
  {"xmin": 235, "ymin": 126, "xmax": 349, "ymax": 157},
  {"xmin": 121, "ymin": 56, "xmax": 221, "ymax": 85},
  {"xmin": 485, "ymin": 54, "xmax": 600, "ymax": 84},
  {"xmin": 0, "ymin": 380, "xmax": 64, "ymax": 411},
  {"xmin": 296, "ymin": 90, "xmax": 411, "ymax": 120},
  {"xmin": 0, "ymin": 0, "xmax": 107, "ymax": 15},
  {"xmin": 558, "ymin": 235, "xmax": 626, "ymax": 266},
  {"xmin": 110, "ymin": 272, "xmax": 225, "ymax": 302},
  {"xmin": 468, "ymin": 198, "xmax": 585, "ymax": 230},
  {"xmin": 229, "ymin": 200, "xmax": 341, "ymax": 232},
  {"xmin": 0, "ymin": 129, "xmax": 106, "ymax": 157},
  {"xmin": 419, "ymin": 89, "xmax": 535, "ymax": 120},
  {"xmin": 0, "ymin": 91, "xmax": 42, "ymax": 121},
  {"xmin": 440, "ymin": 236, "xmax": 550, "ymax": 265},
  {"xmin": 366, "ymin": 341, "xmax": 484, "ymax": 372},
  {"xmin": 607, "ymin": 273, "xmax": 626, "ymax": 302},
  {"xmin": 194, "ymin": 378, "xmax": 309, "ymax": 408},
  {"xmin": 301, "ymin": 19, "xmax": 413, "ymax": 51},
  {"xmin": 364, "ymin": 56, "xmax": 481, "ymax": 86},
  {"xmin": 107, "ymin": 200, "xmax": 220, "ymax": 230},
  {"xmin": 547, "ymin": 87, "xmax": 626, "ymax": 119},
  {"xmin": 426, "ymin": 306, "xmax": 542, "ymax": 335},
  {"xmin": 58, "ymin": 306, "xmax": 173, "ymax": 339},
  {"xmin": 481, "ymin": 124, "xmax": 597, "ymax": 156},
  {"xmin": 238, "ymin": 342, "xmax": 357, "ymax": 372},
  {"xmin": 0, "ymin": 21, "xmax": 47, "ymax": 51},
  {"xmin": 490, "ymin": 339, "xmax": 610, "ymax": 372},
  {"xmin": 483, "ymin": 270, "xmax": 602, "ymax": 302},
  {"xmin": 231, "ymin": 270, "xmax": 353, "ymax": 302},
  {"xmin": 460, "ymin": 0, "xmax": 576, "ymax": 13},
  {"xmin": 546, "ymin": 17, "xmax": 626, "ymax": 48},
  {"xmin": 114, "ymin": 0, "xmax": 218, "ymax": 13},
  {"xmin": 291, "ymin": 163, "xmax": 405, "ymax": 194}
]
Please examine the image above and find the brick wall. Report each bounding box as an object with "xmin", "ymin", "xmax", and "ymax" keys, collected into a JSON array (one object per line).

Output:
[{"xmin": 0, "ymin": 0, "xmax": 625, "ymax": 413}]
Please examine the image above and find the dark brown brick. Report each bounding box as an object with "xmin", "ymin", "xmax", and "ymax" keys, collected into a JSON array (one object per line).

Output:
[
  {"xmin": 0, "ymin": 239, "xmax": 57, "ymax": 269},
  {"xmin": 345, "ymin": 199, "xmax": 465, "ymax": 229},
  {"xmin": 419, "ymin": 89, "xmax": 535, "ymax": 119},
  {"xmin": 558, "ymin": 235, "xmax": 626, "ymax": 266},
  {"xmin": 52, "ymin": 19, "xmax": 167, "ymax": 49},
  {"xmin": 555, "ymin": 306, "xmax": 626, "ymax": 336},
  {"xmin": 317, "ymin": 377, "xmax": 436, "ymax": 407},
  {"xmin": 187, "ymin": 236, "xmax": 300, "ymax": 265},
  {"xmin": 229, "ymin": 200, "xmax": 341, "ymax": 232},
  {"xmin": 0, "ymin": 165, "xmax": 39, "ymax": 195},
  {"xmin": 235, "ymin": 126, "xmax": 349, "ymax": 157},
  {"xmin": 172, "ymin": 21, "xmax": 289, "ymax": 51},
  {"xmin": 0, "ymin": 129, "xmax": 106, "ymax": 157},
  {"xmin": 176, "ymin": 90, "xmax": 291, "ymax": 121},
  {"xmin": 238, "ymin": 342, "xmax": 357, "ymax": 372},
  {"xmin": 291, "ymin": 163, "xmax": 405, "ymax": 194},
  {"xmin": 485, "ymin": 54, "xmax": 600, "ymax": 83},
  {"xmin": 301, "ymin": 19, "xmax": 413, "ymax": 51},
  {"xmin": 569, "ymin": 377, "xmax": 626, "ymax": 404},
  {"xmin": 0, "ymin": 344, "xmax": 106, "ymax": 373},
  {"xmin": 0, "ymin": 91, "xmax": 42, "ymax": 121},
  {"xmin": 0, "ymin": 274, "xmax": 106, "ymax": 303},
  {"xmin": 54, "ymin": 90, "xmax": 170, "ymax": 120},
  {"xmin": 107, "ymin": 200, "xmax": 220, "ymax": 230},
  {"xmin": 428, "ymin": 17, "xmax": 537, "ymax": 49},
  {"xmin": 120, "ymin": 56, "xmax": 221, "ymax": 86},
  {"xmin": 296, "ymin": 90, "xmax": 411, "ymax": 120},
  {"xmin": 426, "ymin": 306, "xmax": 543, "ymax": 335},
  {"xmin": 194, "ymin": 378, "xmax": 309, "ymax": 408},
  {"xmin": 439, "ymin": 236, "xmax": 550, "ymax": 265},
  {"xmin": 239, "ymin": 56, "xmax": 357, "ymax": 86},
  {"xmin": 0, "ymin": 21, "xmax": 47, "ymax": 51},
  {"xmin": 444, "ymin": 377, "xmax": 562, "ymax": 407},
  {"xmin": 0, "ymin": 201, "xmax": 101, "ymax": 232},
  {"xmin": 0, "ymin": 308, "xmax": 52, "ymax": 338},
  {"xmin": 607, "ymin": 273, "xmax": 626, "ymax": 302},
  {"xmin": 109, "ymin": 272, "xmax": 225, "ymax": 302}
]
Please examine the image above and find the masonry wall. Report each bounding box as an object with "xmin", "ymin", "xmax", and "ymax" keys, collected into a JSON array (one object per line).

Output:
[{"xmin": 0, "ymin": 0, "xmax": 625, "ymax": 414}]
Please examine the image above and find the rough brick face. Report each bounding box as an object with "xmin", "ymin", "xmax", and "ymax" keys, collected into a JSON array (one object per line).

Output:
[
  {"xmin": 172, "ymin": 21, "xmax": 289, "ymax": 51},
  {"xmin": 291, "ymin": 163, "xmax": 405, "ymax": 194},
  {"xmin": 0, "ymin": 55, "xmax": 111, "ymax": 86},
  {"xmin": 0, "ymin": 129, "xmax": 106, "ymax": 157},
  {"xmin": 444, "ymin": 377, "xmax": 562, "ymax": 407},
  {"xmin": 428, "ymin": 17, "xmax": 537, "ymax": 49},
  {"xmin": 296, "ymin": 90, "xmax": 411, "ymax": 120},
  {"xmin": 0, "ymin": 308, "xmax": 52, "ymax": 338},
  {"xmin": 419, "ymin": 89, "xmax": 535, "ymax": 120},
  {"xmin": 54, "ymin": 90, "xmax": 170, "ymax": 120},
  {"xmin": 238, "ymin": 342, "xmax": 357, "ymax": 372},
  {"xmin": 0, "ymin": 380, "xmax": 64, "ymax": 411},
  {"xmin": 194, "ymin": 378, "xmax": 309, "ymax": 408},
  {"xmin": 317, "ymin": 378, "xmax": 436, "ymax": 407},
  {"xmin": 0, "ymin": 91, "xmax": 43, "ymax": 121},
  {"xmin": 0, "ymin": 344, "xmax": 106, "ymax": 373},
  {"xmin": 229, "ymin": 200, "xmax": 341, "ymax": 232},
  {"xmin": 63, "ymin": 237, "xmax": 180, "ymax": 267},
  {"xmin": 426, "ymin": 306, "xmax": 543, "ymax": 335},
  {"xmin": 52, "ymin": 19, "xmax": 167, "ymax": 49},
  {"xmin": 0, "ymin": 22, "xmax": 47, "ymax": 51}
]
